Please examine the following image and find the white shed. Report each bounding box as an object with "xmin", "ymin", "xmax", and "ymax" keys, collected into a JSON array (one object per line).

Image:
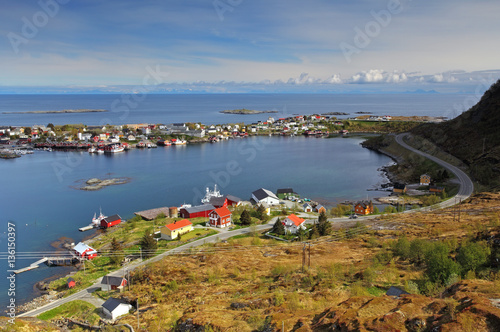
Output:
[{"xmin": 102, "ymin": 297, "xmax": 133, "ymax": 320}]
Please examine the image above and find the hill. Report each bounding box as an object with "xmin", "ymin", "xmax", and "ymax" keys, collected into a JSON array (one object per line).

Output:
[
  {"xmin": 412, "ymin": 79, "xmax": 500, "ymax": 190},
  {"xmin": 28, "ymin": 193, "xmax": 500, "ymax": 331}
]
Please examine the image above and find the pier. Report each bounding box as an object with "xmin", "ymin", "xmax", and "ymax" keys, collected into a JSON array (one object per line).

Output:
[
  {"xmin": 79, "ymin": 225, "xmax": 95, "ymax": 232},
  {"xmin": 13, "ymin": 256, "xmax": 79, "ymax": 274}
]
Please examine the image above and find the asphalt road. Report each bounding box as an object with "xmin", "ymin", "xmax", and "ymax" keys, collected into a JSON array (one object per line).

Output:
[
  {"xmin": 20, "ymin": 133, "xmax": 474, "ymax": 317},
  {"xmin": 395, "ymin": 133, "xmax": 474, "ymax": 210}
]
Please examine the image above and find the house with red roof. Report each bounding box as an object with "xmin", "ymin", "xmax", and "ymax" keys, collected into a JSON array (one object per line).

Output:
[
  {"xmin": 73, "ymin": 242, "xmax": 98, "ymax": 260},
  {"xmin": 161, "ymin": 219, "xmax": 193, "ymax": 240},
  {"xmin": 208, "ymin": 206, "xmax": 232, "ymax": 228},
  {"xmin": 282, "ymin": 214, "xmax": 306, "ymax": 234}
]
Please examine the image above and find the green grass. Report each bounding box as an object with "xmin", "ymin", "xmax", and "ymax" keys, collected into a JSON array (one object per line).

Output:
[
  {"xmin": 37, "ymin": 300, "xmax": 100, "ymax": 324},
  {"xmin": 366, "ymin": 286, "xmax": 387, "ymax": 297}
]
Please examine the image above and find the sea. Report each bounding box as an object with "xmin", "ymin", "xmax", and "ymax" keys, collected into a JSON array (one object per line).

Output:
[{"xmin": 0, "ymin": 93, "xmax": 475, "ymax": 313}]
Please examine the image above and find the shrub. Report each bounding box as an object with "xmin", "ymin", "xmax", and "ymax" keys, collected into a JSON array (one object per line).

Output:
[
  {"xmin": 393, "ymin": 236, "xmax": 411, "ymax": 260},
  {"xmin": 456, "ymin": 241, "xmax": 490, "ymax": 276}
]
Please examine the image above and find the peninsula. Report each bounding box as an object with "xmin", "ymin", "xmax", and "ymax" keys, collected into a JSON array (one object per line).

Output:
[
  {"xmin": 2, "ymin": 109, "xmax": 108, "ymax": 114},
  {"xmin": 220, "ymin": 108, "xmax": 279, "ymax": 114}
]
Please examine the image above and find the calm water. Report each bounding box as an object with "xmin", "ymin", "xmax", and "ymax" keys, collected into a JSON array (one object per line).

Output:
[
  {"xmin": 0, "ymin": 93, "xmax": 474, "ymax": 126},
  {"xmin": 0, "ymin": 135, "xmax": 391, "ymax": 309}
]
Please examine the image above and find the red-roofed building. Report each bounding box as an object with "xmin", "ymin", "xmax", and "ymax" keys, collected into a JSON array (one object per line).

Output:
[
  {"xmin": 282, "ymin": 214, "xmax": 306, "ymax": 234},
  {"xmin": 161, "ymin": 219, "xmax": 193, "ymax": 240},
  {"xmin": 208, "ymin": 207, "xmax": 232, "ymax": 228},
  {"xmin": 100, "ymin": 214, "xmax": 122, "ymax": 229}
]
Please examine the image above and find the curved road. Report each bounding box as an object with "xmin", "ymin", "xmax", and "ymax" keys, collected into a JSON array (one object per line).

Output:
[
  {"xmin": 395, "ymin": 133, "xmax": 474, "ymax": 210},
  {"xmin": 20, "ymin": 133, "xmax": 474, "ymax": 318}
]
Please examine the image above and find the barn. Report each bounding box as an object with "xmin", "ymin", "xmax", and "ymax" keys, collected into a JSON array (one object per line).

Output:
[
  {"xmin": 179, "ymin": 204, "xmax": 215, "ymax": 218},
  {"xmin": 101, "ymin": 214, "xmax": 122, "ymax": 228}
]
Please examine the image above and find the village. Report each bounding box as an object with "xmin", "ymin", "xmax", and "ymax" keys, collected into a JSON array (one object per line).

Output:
[{"xmin": 0, "ymin": 112, "xmax": 439, "ymax": 157}]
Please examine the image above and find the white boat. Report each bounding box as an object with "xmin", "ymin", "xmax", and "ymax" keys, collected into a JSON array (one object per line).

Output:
[
  {"xmin": 96, "ymin": 148, "xmax": 104, "ymax": 154},
  {"xmin": 201, "ymin": 184, "xmax": 223, "ymax": 204},
  {"xmin": 91, "ymin": 209, "xmax": 107, "ymax": 227},
  {"xmin": 88, "ymin": 147, "xmax": 96, "ymax": 153},
  {"xmin": 104, "ymin": 144, "xmax": 124, "ymax": 153}
]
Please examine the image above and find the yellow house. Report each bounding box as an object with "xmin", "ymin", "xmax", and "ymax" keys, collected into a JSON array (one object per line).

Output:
[
  {"xmin": 420, "ymin": 174, "xmax": 431, "ymax": 186},
  {"xmin": 161, "ymin": 219, "xmax": 193, "ymax": 240}
]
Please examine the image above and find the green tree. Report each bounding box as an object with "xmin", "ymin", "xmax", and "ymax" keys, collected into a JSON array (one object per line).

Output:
[
  {"xmin": 425, "ymin": 242, "xmax": 459, "ymax": 284},
  {"xmin": 409, "ymin": 238, "xmax": 431, "ymax": 265},
  {"xmin": 296, "ymin": 227, "xmax": 307, "ymax": 241},
  {"xmin": 110, "ymin": 237, "xmax": 123, "ymax": 265},
  {"xmin": 47, "ymin": 123, "xmax": 55, "ymax": 131},
  {"xmin": 317, "ymin": 211, "xmax": 331, "ymax": 236},
  {"xmin": 393, "ymin": 237, "xmax": 411, "ymax": 260},
  {"xmin": 240, "ymin": 209, "xmax": 251, "ymax": 225},
  {"xmin": 309, "ymin": 224, "xmax": 319, "ymax": 240},
  {"xmin": 272, "ymin": 218, "xmax": 285, "ymax": 235},
  {"xmin": 256, "ymin": 204, "xmax": 268, "ymax": 222},
  {"xmin": 24, "ymin": 127, "xmax": 32, "ymax": 135},
  {"xmin": 456, "ymin": 242, "xmax": 490, "ymax": 275},
  {"xmin": 140, "ymin": 231, "xmax": 157, "ymax": 258}
]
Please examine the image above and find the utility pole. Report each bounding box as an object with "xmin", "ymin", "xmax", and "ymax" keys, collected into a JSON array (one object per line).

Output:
[
  {"xmin": 137, "ymin": 299, "xmax": 139, "ymax": 331},
  {"xmin": 458, "ymin": 198, "xmax": 462, "ymax": 222},
  {"xmin": 308, "ymin": 243, "xmax": 311, "ymax": 268},
  {"xmin": 128, "ymin": 269, "xmax": 130, "ymax": 291},
  {"xmin": 302, "ymin": 243, "xmax": 306, "ymax": 272},
  {"xmin": 140, "ymin": 247, "xmax": 142, "ymax": 261}
]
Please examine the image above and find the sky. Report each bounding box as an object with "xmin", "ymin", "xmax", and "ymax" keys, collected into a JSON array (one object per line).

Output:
[{"xmin": 1, "ymin": 0, "xmax": 499, "ymax": 93}]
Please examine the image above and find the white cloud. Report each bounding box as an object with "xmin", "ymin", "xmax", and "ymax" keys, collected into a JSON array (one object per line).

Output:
[{"xmin": 349, "ymin": 70, "xmax": 408, "ymax": 84}]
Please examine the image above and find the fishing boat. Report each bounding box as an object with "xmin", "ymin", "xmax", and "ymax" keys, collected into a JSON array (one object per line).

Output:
[
  {"xmin": 88, "ymin": 146, "xmax": 96, "ymax": 153},
  {"xmin": 201, "ymin": 184, "xmax": 223, "ymax": 204},
  {"xmin": 91, "ymin": 209, "xmax": 107, "ymax": 227},
  {"xmin": 104, "ymin": 143, "xmax": 125, "ymax": 153}
]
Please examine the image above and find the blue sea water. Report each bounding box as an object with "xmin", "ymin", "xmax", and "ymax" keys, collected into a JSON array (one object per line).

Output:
[{"xmin": 0, "ymin": 93, "xmax": 475, "ymax": 126}]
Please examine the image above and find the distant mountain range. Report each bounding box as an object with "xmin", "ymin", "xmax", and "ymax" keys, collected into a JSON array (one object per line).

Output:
[{"xmin": 412, "ymin": 79, "xmax": 500, "ymax": 190}]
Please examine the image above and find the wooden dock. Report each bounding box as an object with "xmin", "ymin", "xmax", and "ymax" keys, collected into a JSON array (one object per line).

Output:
[
  {"xmin": 13, "ymin": 256, "xmax": 77, "ymax": 274},
  {"xmin": 79, "ymin": 224, "xmax": 95, "ymax": 232}
]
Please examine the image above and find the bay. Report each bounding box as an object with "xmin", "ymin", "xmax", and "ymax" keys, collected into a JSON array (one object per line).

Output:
[{"xmin": 0, "ymin": 135, "xmax": 391, "ymax": 309}]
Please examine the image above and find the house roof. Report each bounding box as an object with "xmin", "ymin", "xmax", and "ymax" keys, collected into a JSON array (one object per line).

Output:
[
  {"xmin": 102, "ymin": 297, "xmax": 129, "ymax": 312},
  {"xmin": 67, "ymin": 277, "xmax": 75, "ymax": 284},
  {"xmin": 277, "ymin": 188, "xmax": 295, "ymax": 195},
  {"xmin": 183, "ymin": 204, "xmax": 215, "ymax": 214},
  {"xmin": 165, "ymin": 219, "xmax": 192, "ymax": 231},
  {"xmin": 303, "ymin": 203, "xmax": 311, "ymax": 208},
  {"xmin": 104, "ymin": 214, "xmax": 121, "ymax": 223},
  {"xmin": 356, "ymin": 201, "xmax": 372, "ymax": 209},
  {"xmin": 285, "ymin": 214, "xmax": 305, "ymax": 227},
  {"xmin": 252, "ymin": 188, "xmax": 278, "ymax": 201},
  {"xmin": 209, "ymin": 196, "xmax": 227, "ymax": 207},
  {"xmin": 386, "ymin": 286, "xmax": 409, "ymax": 297},
  {"xmin": 225, "ymin": 194, "xmax": 241, "ymax": 203},
  {"xmin": 212, "ymin": 206, "xmax": 231, "ymax": 218},
  {"xmin": 394, "ymin": 183, "xmax": 406, "ymax": 190},
  {"xmin": 73, "ymin": 242, "xmax": 95, "ymax": 255},
  {"xmin": 316, "ymin": 204, "xmax": 325, "ymax": 210},
  {"xmin": 101, "ymin": 275, "xmax": 126, "ymax": 286}
]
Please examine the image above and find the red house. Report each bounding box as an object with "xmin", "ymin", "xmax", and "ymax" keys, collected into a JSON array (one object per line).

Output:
[
  {"xmin": 209, "ymin": 207, "xmax": 232, "ymax": 228},
  {"xmin": 67, "ymin": 277, "xmax": 76, "ymax": 289},
  {"xmin": 209, "ymin": 197, "xmax": 228, "ymax": 208},
  {"xmin": 101, "ymin": 214, "xmax": 122, "ymax": 229},
  {"xmin": 354, "ymin": 201, "xmax": 374, "ymax": 215},
  {"xmin": 179, "ymin": 204, "xmax": 214, "ymax": 218},
  {"xmin": 73, "ymin": 242, "xmax": 98, "ymax": 260}
]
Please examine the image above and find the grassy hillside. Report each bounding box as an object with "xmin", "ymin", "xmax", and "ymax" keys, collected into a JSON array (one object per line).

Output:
[{"xmin": 411, "ymin": 79, "xmax": 500, "ymax": 190}]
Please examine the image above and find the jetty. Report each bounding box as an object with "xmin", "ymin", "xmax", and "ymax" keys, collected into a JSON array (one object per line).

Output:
[
  {"xmin": 13, "ymin": 256, "xmax": 78, "ymax": 274},
  {"xmin": 79, "ymin": 224, "xmax": 94, "ymax": 232}
]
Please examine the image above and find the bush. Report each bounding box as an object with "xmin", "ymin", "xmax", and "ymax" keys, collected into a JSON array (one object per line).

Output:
[
  {"xmin": 456, "ymin": 241, "xmax": 490, "ymax": 276},
  {"xmin": 425, "ymin": 242, "xmax": 460, "ymax": 284},
  {"xmin": 393, "ymin": 237, "xmax": 411, "ymax": 260}
]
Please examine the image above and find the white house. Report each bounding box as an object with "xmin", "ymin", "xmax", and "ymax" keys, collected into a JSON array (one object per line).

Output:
[
  {"xmin": 282, "ymin": 214, "xmax": 306, "ymax": 234},
  {"xmin": 252, "ymin": 188, "xmax": 280, "ymax": 206},
  {"xmin": 102, "ymin": 297, "xmax": 133, "ymax": 320},
  {"xmin": 303, "ymin": 203, "xmax": 313, "ymax": 212}
]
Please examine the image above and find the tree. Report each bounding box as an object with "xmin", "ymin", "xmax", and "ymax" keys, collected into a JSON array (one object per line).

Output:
[
  {"xmin": 110, "ymin": 237, "xmax": 123, "ymax": 265},
  {"xmin": 393, "ymin": 236, "xmax": 411, "ymax": 260},
  {"xmin": 317, "ymin": 212, "xmax": 331, "ymax": 236},
  {"xmin": 24, "ymin": 127, "xmax": 31, "ymax": 135},
  {"xmin": 309, "ymin": 224, "xmax": 319, "ymax": 240},
  {"xmin": 240, "ymin": 209, "xmax": 251, "ymax": 225},
  {"xmin": 297, "ymin": 227, "xmax": 307, "ymax": 241},
  {"xmin": 140, "ymin": 231, "xmax": 157, "ymax": 258},
  {"xmin": 272, "ymin": 218, "xmax": 285, "ymax": 235},
  {"xmin": 425, "ymin": 242, "xmax": 459, "ymax": 284},
  {"xmin": 47, "ymin": 123, "xmax": 55, "ymax": 131},
  {"xmin": 456, "ymin": 242, "xmax": 490, "ymax": 275},
  {"xmin": 256, "ymin": 204, "xmax": 268, "ymax": 222}
]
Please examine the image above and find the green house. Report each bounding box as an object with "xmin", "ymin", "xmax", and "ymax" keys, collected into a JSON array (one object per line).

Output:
[{"xmin": 276, "ymin": 188, "xmax": 300, "ymax": 200}]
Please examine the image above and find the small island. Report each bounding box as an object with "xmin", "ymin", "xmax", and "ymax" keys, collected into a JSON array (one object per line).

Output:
[
  {"xmin": 322, "ymin": 112, "xmax": 350, "ymax": 116},
  {"xmin": 220, "ymin": 108, "xmax": 279, "ymax": 115},
  {"xmin": 73, "ymin": 177, "xmax": 131, "ymax": 191},
  {"xmin": 3, "ymin": 109, "xmax": 108, "ymax": 114}
]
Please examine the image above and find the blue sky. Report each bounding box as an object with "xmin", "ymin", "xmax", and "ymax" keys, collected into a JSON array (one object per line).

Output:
[{"xmin": 1, "ymin": 0, "xmax": 499, "ymax": 93}]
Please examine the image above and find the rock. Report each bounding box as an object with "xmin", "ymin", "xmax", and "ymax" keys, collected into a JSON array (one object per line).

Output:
[
  {"xmin": 230, "ymin": 302, "xmax": 248, "ymax": 309},
  {"xmin": 86, "ymin": 178, "xmax": 101, "ymax": 185}
]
